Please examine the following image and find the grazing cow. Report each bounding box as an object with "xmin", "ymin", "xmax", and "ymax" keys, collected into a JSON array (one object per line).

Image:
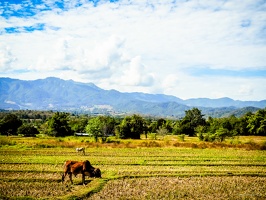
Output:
[
  {"xmin": 62, "ymin": 160, "xmax": 101, "ymax": 185},
  {"xmin": 76, "ymin": 147, "xmax": 85, "ymax": 155}
]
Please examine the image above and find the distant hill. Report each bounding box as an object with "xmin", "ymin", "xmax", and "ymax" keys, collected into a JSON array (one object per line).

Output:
[{"xmin": 0, "ymin": 77, "xmax": 265, "ymax": 117}]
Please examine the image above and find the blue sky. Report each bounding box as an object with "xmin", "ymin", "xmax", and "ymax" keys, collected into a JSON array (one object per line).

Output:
[{"xmin": 0, "ymin": 0, "xmax": 266, "ymax": 101}]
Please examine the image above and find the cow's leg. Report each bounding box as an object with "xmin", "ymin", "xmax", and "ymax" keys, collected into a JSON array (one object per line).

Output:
[
  {"xmin": 62, "ymin": 173, "xmax": 65, "ymax": 182},
  {"xmin": 69, "ymin": 173, "xmax": 73, "ymax": 184},
  {"xmin": 82, "ymin": 173, "xmax": 85, "ymax": 185},
  {"xmin": 62, "ymin": 172, "xmax": 68, "ymax": 183}
]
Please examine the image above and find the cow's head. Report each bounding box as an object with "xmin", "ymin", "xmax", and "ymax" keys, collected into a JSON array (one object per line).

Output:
[
  {"xmin": 83, "ymin": 160, "xmax": 92, "ymax": 171},
  {"xmin": 92, "ymin": 168, "xmax": 101, "ymax": 178}
]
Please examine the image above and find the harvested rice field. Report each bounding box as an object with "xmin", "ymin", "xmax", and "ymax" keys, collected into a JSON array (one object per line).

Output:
[{"xmin": 0, "ymin": 137, "xmax": 266, "ymax": 199}]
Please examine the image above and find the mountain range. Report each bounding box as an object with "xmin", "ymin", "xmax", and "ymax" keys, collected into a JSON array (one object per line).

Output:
[{"xmin": 0, "ymin": 77, "xmax": 265, "ymax": 118}]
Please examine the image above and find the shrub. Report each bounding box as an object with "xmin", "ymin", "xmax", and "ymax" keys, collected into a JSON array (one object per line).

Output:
[
  {"xmin": 106, "ymin": 138, "xmax": 121, "ymax": 144},
  {"xmin": 260, "ymin": 141, "xmax": 266, "ymax": 150},
  {"xmin": 156, "ymin": 127, "xmax": 168, "ymax": 139},
  {"xmin": 197, "ymin": 132, "xmax": 204, "ymax": 141},
  {"xmin": 201, "ymin": 133, "xmax": 215, "ymax": 142},
  {"xmin": 17, "ymin": 124, "xmax": 39, "ymax": 137},
  {"xmin": 141, "ymin": 141, "xmax": 161, "ymax": 147},
  {"xmin": 215, "ymin": 128, "xmax": 229, "ymax": 142},
  {"xmin": 35, "ymin": 143, "xmax": 54, "ymax": 148},
  {"xmin": 178, "ymin": 134, "xmax": 185, "ymax": 142},
  {"xmin": 149, "ymin": 133, "xmax": 157, "ymax": 140}
]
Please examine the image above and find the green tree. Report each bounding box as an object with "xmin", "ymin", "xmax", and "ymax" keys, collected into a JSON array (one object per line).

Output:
[
  {"xmin": 85, "ymin": 116, "xmax": 116, "ymax": 142},
  {"xmin": 157, "ymin": 118, "xmax": 166, "ymax": 128},
  {"xmin": 181, "ymin": 108, "xmax": 206, "ymax": 136},
  {"xmin": 0, "ymin": 114, "xmax": 22, "ymax": 135},
  {"xmin": 130, "ymin": 114, "xmax": 145, "ymax": 139},
  {"xmin": 69, "ymin": 117, "xmax": 88, "ymax": 133},
  {"xmin": 215, "ymin": 127, "xmax": 230, "ymax": 142},
  {"xmin": 99, "ymin": 116, "xmax": 116, "ymax": 140},
  {"xmin": 149, "ymin": 121, "xmax": 158, "ymax": 133},
  {"xmin": 199, "ymin": 116, "xmax": 239, "ymax": 142},
  {"xmin": 86, "ymin": 117, "xmax": 102, "ymax": 142},
  {"xmin": 118, "ymin": 114, "xmax": 146, "ymax": 139},
  {"xmin": 47, "ymin": 112, "xmax": 72, "ymax": 137},
  {"xmin": 39, "ymin": 121, "xmax": 49, "ymax": 135},
  {"xmin": 239, "ymin": 112, "xmax": 253, "ymax": 135},
  {"xmin": 117, "ymin": 116, "xmax": 131, "ymax": 139},
  {"xmin": 247, "ymin": 109, "xmax": 266, "ymax": 136},
  {"xmin": 172, "ymin": 120, "xmax": 182, "ymax": 135},
  {"xmin": 17, "ymin": 124, "xmax": 39, "ymax": 137},
  {"xmin": 163, "ymin": 119, "xmax": 174, "ymax": 133}
]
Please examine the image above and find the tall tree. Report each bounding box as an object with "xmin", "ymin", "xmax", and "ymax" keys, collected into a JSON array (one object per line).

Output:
[
  {"xmin": 239, "ymin": 112, "xmax": 253, "ymax": 135},
  {"xmin": 118, "ymin": 116, "xmax": 132, "ymax": 139},
  {"xmin": 130, "ymin": 114, "xmax": 145, "ymax": 139},
  {"xmin": 99, "ymin": 116, "xmax": 116, "ymax": 139},
  {"xmin": 69, "ymin": 117, "xmax": 88, "ymax": 133},
  {"xmin": 86, "ymin": 117, "xmax": 102, "ymax": 142},
  {"xmin": 118, "ymin": 114, "xmax": 146, "ymax": 139},
  {"xmin": 0, "ymin": 114, "xmax": 22, "ymax": 135},
  {"xmin": 247, "ymin": 109, "xmax": 266, "ymax": 136},
  {"xmin": 181, "ymin": 108, "xmax": 206, "ymax": 136},
  {"xmin": 86, "ymin": 116, "xmax": 116, "ymax": 142},
  {"xmin": 47, "ymin": 112, "xmax": 72, "ymax": 137}
]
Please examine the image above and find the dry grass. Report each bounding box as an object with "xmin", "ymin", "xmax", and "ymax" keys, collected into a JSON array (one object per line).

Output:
[
  {"xmin": 0, "ymin": 181, "xmax": 71, "ymax": 199},
  {"xmin": 1, "ymin": 135, "xmax": 265, "ymax": 150},
  {"xmin": 89, "ymin": 176, "xmax": 266, "ymax": 200},
  {"xmin": 0, "ymin": 171, "xmax": 61, "ymax": 180},
  {"xmin": 0, "ymin": 136, "xmax": 265, "ymax": 199}
]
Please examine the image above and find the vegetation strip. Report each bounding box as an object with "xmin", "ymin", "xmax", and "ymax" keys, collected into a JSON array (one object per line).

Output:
[{"xmin": 58, "ymin": 179, "xmax": 108, "ymax": 200}]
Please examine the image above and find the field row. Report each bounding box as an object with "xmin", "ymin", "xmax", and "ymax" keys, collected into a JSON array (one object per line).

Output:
[
  {"xmin": 1, "ymin": 163, "xmax": 266, "ymax": 173},
  {"xmin": 0, "ymin": 147, "xmax": 266, "ymax": 199},
  {"xmin": 1, "ymin": 148, "xmax": 265, "ymax": 163},
  {"xmin": 1, "ymin": 170, "xmax": 266, "ymax": 181},
  {"xmin": 0, "ymin": 180, "xmax": 71, "ymax": 199},
  {"xmin": 88, "ymin": 176, "xmax": 266, "ymax": 200},
  {"xmin": 2, "ymin": 147, "xmax": 265, "ymax": 156},
  {"xmin": 1, "ymin": 169, "xmax": 266, "ymax": 199}
]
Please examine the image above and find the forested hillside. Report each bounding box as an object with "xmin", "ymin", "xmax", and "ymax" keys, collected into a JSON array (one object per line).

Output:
[{"xmin": 1, "ymin": 77, "xmax": 265, "ymax": 117}]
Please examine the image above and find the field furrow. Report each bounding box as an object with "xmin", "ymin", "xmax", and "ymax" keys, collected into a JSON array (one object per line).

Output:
[{"xmin": 0, "ymin": 146, "xmax": 265, "ymax": 199}]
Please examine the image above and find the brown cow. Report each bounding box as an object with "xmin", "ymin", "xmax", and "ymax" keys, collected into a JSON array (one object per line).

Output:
[{"xmin": 62, "ymin": 160, "xmax": 101, "ymax": 185}]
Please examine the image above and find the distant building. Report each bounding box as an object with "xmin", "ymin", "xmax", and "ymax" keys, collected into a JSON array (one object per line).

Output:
[{"xmin": 74, "ymin": 133, "xmax": 90, "ymax": 136}]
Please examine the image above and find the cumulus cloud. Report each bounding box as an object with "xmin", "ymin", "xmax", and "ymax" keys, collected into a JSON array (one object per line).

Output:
[
  {"xmin": 119, "ymin": 56, "xmax": 154, "ymax": 86},
  {"xmin": 0, "ymin": 0, "xmax": 266, "ymax": 100},
  {"xmin": 0, "ymin": 46, "xmax": 17, "ymax": 71}
]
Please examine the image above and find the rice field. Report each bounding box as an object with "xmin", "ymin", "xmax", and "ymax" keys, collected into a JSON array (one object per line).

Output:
[
  {"xmin": 89, "ymin": 177, "xmax": 266, "ymax": 200},
  {"xmin": 0, "ymin": 139, "xmax": 266, "ymax": 199}
]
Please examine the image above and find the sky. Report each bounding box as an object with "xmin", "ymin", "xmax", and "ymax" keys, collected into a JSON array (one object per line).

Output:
[{"xmin": 0, "ymin": 0, "xmax": 266, "ymax": 101}]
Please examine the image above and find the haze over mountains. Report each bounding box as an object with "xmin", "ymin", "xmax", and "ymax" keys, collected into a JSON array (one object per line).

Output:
[{"xmin": 0, "ymin": 77, "xmax": 265, "ymax": 118}]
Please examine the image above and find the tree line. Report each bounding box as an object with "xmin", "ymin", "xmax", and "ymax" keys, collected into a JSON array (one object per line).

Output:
[{"xmin": 0, "ymin": 108, "xmax": 265, "ymax": 142}]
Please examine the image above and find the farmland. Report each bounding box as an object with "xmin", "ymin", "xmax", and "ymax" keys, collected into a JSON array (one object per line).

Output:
[{"xmin": 0, "ymin": 136, "xmax": 266, "ymax": 199}]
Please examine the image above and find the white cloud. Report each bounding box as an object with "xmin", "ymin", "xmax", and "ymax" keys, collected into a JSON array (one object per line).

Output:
[
  {"xmin": 0, "ymin": 0, "xmax": 266, "ymax": 100},
  {"xmin": 238, "ymin": 85, "xmax": 254, "ymax": 97},
  {"xmin": 119, "ymin": 56, "xmax": 154, "ymax": 87},
  {"xmin": 0, "ymin": 46, "xmax": 17, "ymax": 71}
]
